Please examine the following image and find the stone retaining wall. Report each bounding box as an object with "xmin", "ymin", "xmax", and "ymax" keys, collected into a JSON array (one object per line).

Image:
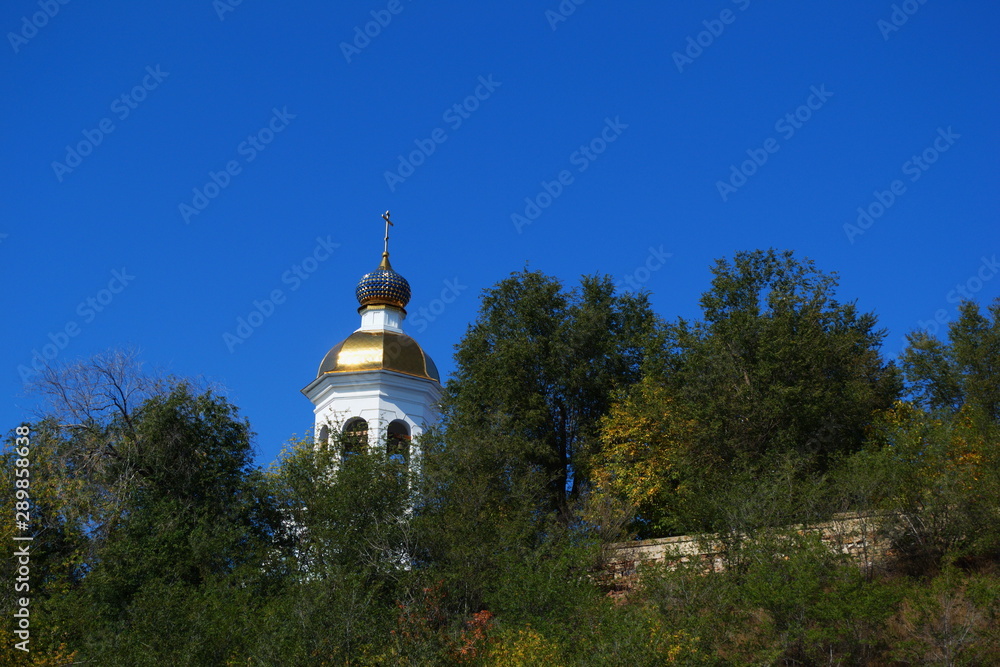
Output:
[{"xmin": 604, "ymin": 513, "xmax": 891, "ymax": 583}]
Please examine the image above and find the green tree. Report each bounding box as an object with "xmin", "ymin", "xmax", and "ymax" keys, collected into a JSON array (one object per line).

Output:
[
  {"xmin": 271, "ymin": 434, "xmax": 415, "ymax": 580},
  {"xmin": 82, "ymin": 384, "xmax": 276, "ymax": 605},
  {"xmin": 3, "ymin": 351, "xmax": 185, "ymax": 660},
  {"xmin": 0, "ymin": 422, "xmax": 92, "ymax": 662},
  {"xmin": 589, "ymin": 376, "xmax": 697, "ymax": 536},
  {"xmin": 866, "ymin": 402, "xmax": 1000, "ymax": 569},
  {"xmin": 444, "ymin": 269, "xmax": 655, "ymax": 518},
  {"xmin": 412, "ymin": 426, "xmax": 562, "ymax": 613},
  {"xmin": 20, "ymin": 349, "xmax": 177, "ymax": 552},
  {"xmin": 246, "ymin": 435, "xmax": 417, "ymax": 664},
  {"xmin": 657, "ymin": 249, "xmax": 900, "ymax": 473},
  {"xmin": 891, "ymin": 565, "xmax": 1000, "ymax": 666},
  {"xmin": 411, "ymin": 422, "xmax": 613, "ymax": 662},
  {"xmin": 31, "ymin": 379, "xmax": 281, "ymax": 664},
  {"xmin": 902, "ymin": 298, "xmax": 1000, "ymax": 426}
]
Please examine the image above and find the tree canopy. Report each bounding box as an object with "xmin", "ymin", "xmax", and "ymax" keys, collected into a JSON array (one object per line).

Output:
[
  {"xmin": 5, "ymin": 257, "xmax": 1000, "ymax": 665},
  {"xmin": 443, "ymin": 269, "xmax": 656, "ymax": 517},
  {"xmin": 656, "ymin": 248, "xmax": 901, "ymax": 470},
  {"xmin": 902, "ymin": 298, "xmax": 1000, "ymax": 426}
]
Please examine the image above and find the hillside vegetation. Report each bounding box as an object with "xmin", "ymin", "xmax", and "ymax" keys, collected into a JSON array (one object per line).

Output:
[{"xmin": 4, "ymin": 249, "xmax": 1000, "ymax": 665}]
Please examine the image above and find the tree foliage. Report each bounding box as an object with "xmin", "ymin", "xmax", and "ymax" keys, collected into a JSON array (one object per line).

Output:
[
  {"xmin": 589, "ymin": 376, "xmax": 697, "ymax": 536},
  {"xmin": 863, "ymin": 402, "xmax": 1000, "ymax": 569},
  {"xmin": 657, "ymin": 248, "xmax": 900, "ymax": 471},
  {"xmin": 902, "ymin": 298, "xmax": 1000, "ymax": 426},
  {"xmin": 7, "ymin": 259, "xmax": 1000, "ymax": 664},
  {"xmin": 444, "ymin": 269, "xmax": 655, "ymax": 517}
]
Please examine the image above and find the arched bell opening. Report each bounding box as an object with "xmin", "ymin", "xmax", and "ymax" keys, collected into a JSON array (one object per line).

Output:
[
  {"xmin": 342, "ymin": 417, "xmax": 368, "ymax": 456},
  {"xmin": 386, "ymin": 419, "xmax": 411, "ymax": 465}
]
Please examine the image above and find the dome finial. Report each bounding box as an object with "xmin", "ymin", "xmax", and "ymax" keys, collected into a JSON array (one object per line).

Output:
[
  {"xmin": 356, "ymin": 210, "xmax": 411, "ymax": 310},
  {"xmin": 381, "ymin": 210, "xmax": 393, "ymax": 255}
]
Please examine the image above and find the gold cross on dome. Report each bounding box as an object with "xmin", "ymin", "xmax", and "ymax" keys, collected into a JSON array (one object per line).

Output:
[{"xmin": 382, "ymin": 210, "xmax": 393, "ymax": 254}]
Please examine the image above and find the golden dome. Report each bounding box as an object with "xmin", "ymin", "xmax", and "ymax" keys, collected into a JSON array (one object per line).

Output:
[{"xmin": 317, "ymin": 330, "xmax": 439, "ymax": 382}]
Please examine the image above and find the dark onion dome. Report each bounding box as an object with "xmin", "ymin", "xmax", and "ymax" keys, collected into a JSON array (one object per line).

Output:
[
  {"xmin": 317, "ymin": 330, "xmax": 440, "ymax": 382},
  {"xmin": 355, "ymin": 252, "xmax": 411, "ymax": 309}
]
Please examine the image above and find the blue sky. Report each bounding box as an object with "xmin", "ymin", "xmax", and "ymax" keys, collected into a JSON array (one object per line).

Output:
[{"xmin": 3, "ymin": 0, "xmax": 998, "ymax": 466}]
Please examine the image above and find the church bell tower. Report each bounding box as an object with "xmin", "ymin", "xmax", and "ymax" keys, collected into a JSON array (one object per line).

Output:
[{"xmin": 301, "ymin": 212, "xmax": 442, "ymax": 462}]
